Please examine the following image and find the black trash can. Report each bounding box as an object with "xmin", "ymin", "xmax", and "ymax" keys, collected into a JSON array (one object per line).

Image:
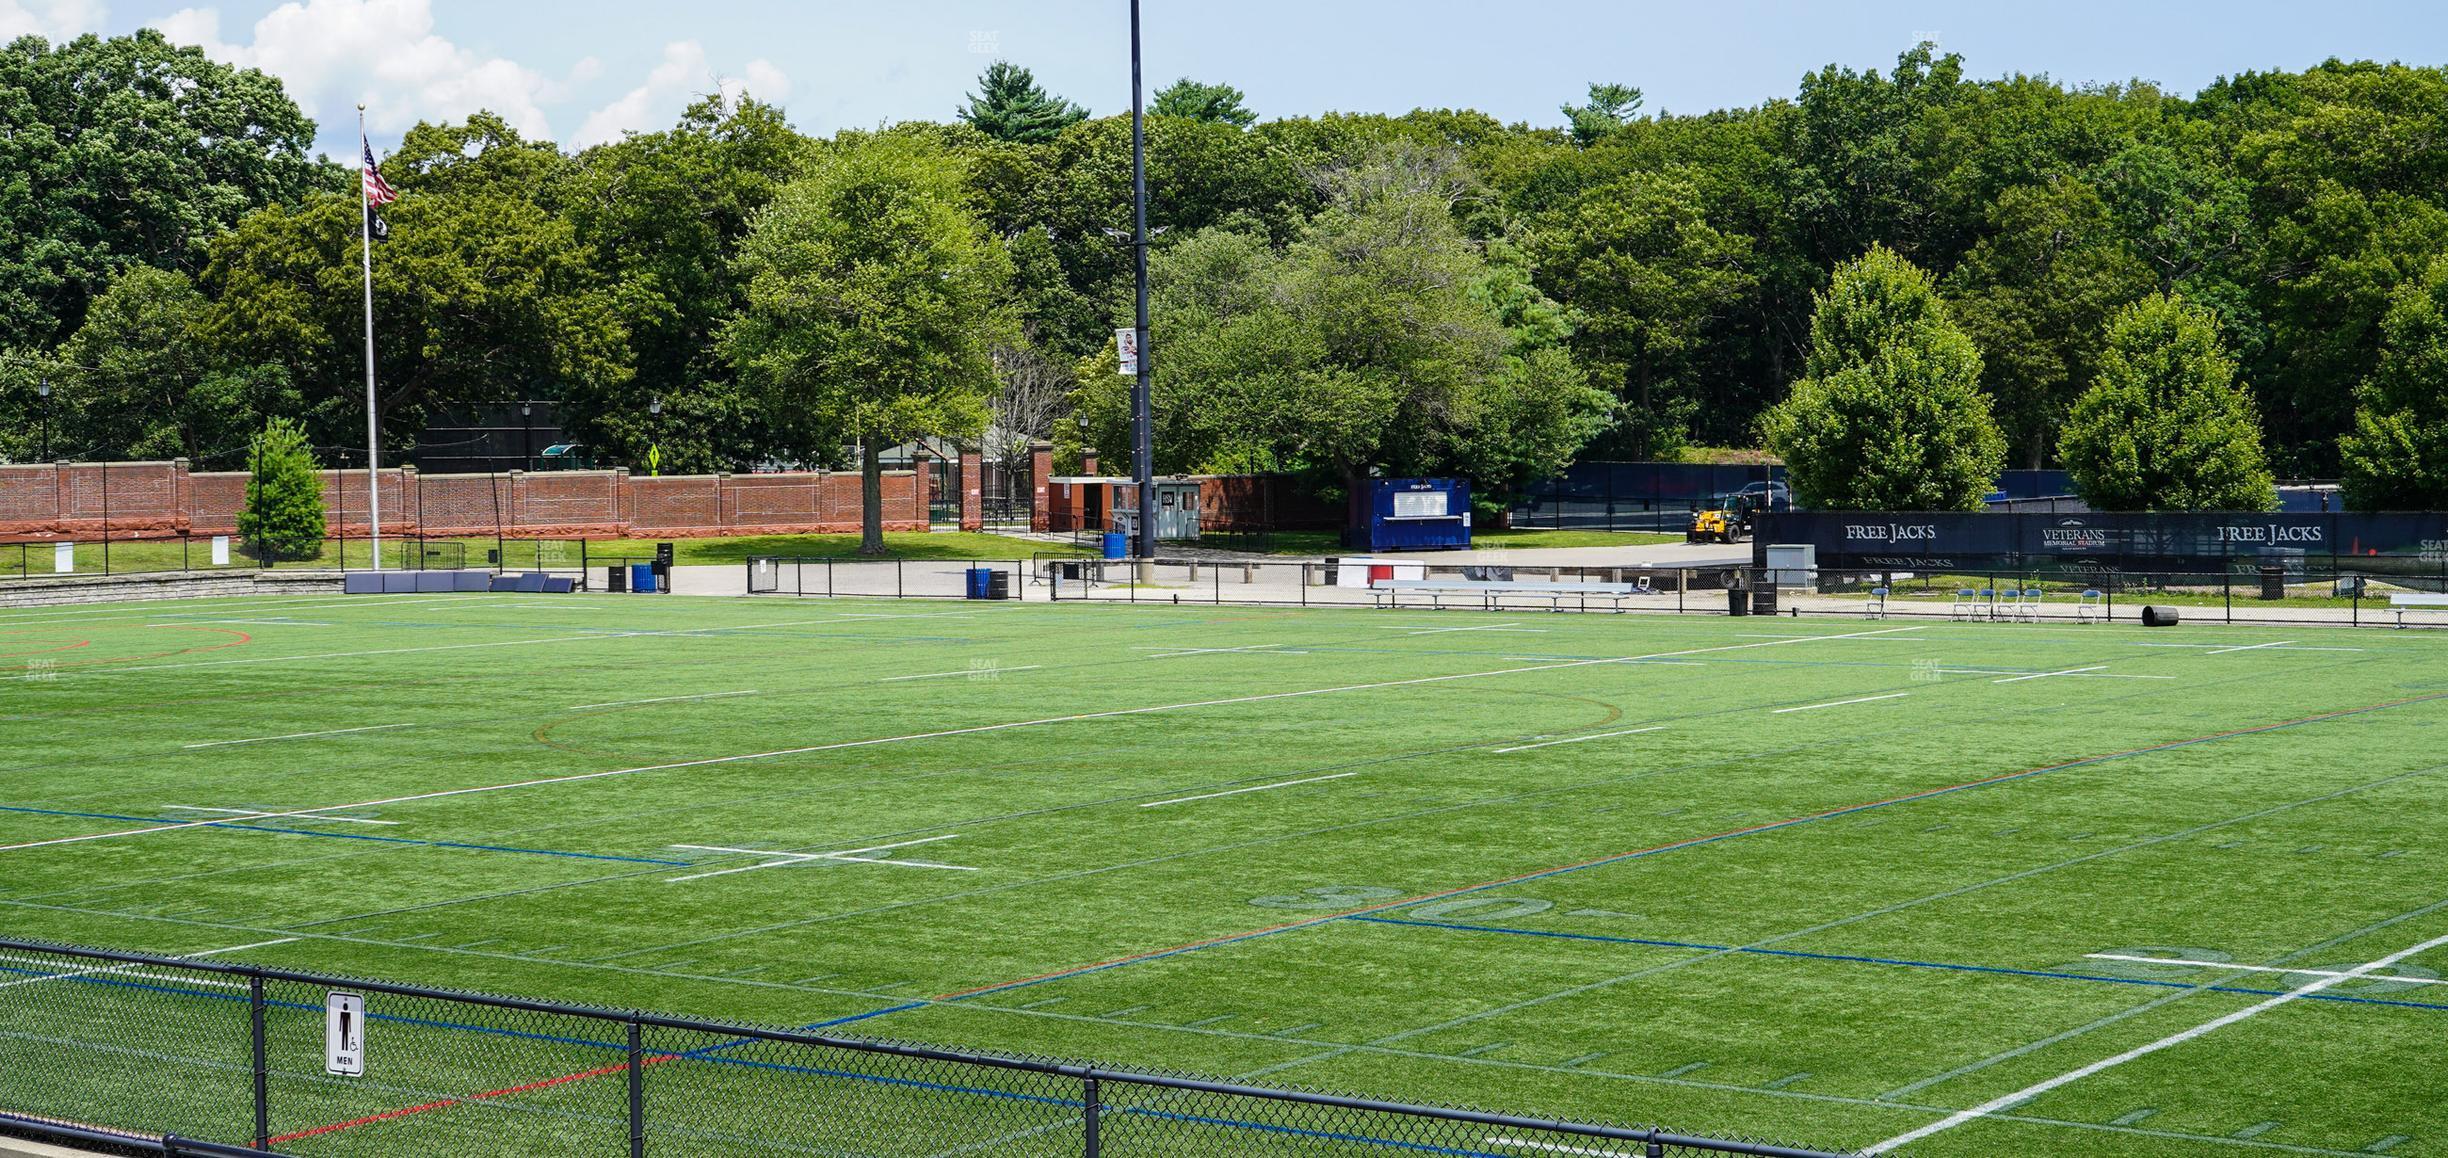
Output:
[
  {"xmin": 606, "ymin": 564, "xmax": 628, "ymax": 593},
  {"xmin": 2259, "ymin": 563, "xmax": 2285, "ymax": 601},
  {"xmin": 988, "ymin": 570, "xmax": 1011, "ymax": 601},
  {"xmin": 1727, "ymin": 587, "xmax": 1749, "ymax": 616}
]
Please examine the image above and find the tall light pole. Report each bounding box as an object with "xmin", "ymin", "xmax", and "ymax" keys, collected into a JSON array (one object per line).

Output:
[
  {"xmin": 1128, "ymin": 0, "xmax": 1155, "ymax": 558},
  {"xmin": 36, "ymin": 378, "xmax": 50, "ymax": 461},
  {"xmin": 520, "ymin": 401, "xmax": 534, "ymax": 472}
]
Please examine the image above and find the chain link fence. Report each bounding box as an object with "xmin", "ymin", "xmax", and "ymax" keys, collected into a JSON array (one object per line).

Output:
[{"xmin": 0, "ymin": 938, "xmax": 1859, "ymax": 1158}]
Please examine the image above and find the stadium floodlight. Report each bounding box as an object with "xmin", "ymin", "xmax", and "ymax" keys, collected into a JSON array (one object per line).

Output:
[{"xmin": 1127, "ymin": 0, "xmax": 1154, "ymax": 560}]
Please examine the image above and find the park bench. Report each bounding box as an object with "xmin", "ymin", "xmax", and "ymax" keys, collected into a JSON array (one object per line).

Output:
[
  {"xmin": 2390, "ymin": 593, "xmax": 2448, "ymax": 627},
  {"xmin": 1369, "ymin": 578, "xmax": 1644, "ymax": 612}
]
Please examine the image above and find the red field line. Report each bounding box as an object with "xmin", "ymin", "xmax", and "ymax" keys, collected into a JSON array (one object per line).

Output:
[
  {"xmin": 268, "ymin": 1055, "xmax": 680, "ymax": 1144},
  {"xmin": 52, "ymin": 625, "xmax": 252, "ymax": 669},
  {"xmin": 269, "ymin": 687, "xmax": 2448, "ymax": 1142}
]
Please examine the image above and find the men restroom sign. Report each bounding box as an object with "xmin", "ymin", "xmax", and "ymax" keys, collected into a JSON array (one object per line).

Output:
[{"xmin": 325, "ymin": 991, "xmax": 365, "ymax": 1076}]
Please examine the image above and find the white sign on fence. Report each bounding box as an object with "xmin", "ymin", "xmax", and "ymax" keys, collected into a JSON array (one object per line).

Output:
[
  {"xmin": 211, "ymin": 535, "xmax": 230, "ymax": 566},
  {"xmin": 1115, "ymin": 327, "xmax": 1140, "ymax": 376},
  {"xmin": 325, "ymin": 991, "xmax": 365, "ymax": 1076},
  {"xmin": 53, "ymin": 542, "xmax": 72, "ymax": 573}
]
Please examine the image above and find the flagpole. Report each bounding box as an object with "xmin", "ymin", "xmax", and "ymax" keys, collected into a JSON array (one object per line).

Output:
[{"xmin": 358, "ymin": 104, "xmax": 382, "ymax": 572}]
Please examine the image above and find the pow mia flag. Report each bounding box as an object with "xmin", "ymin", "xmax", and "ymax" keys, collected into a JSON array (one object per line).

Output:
[{"xmin": 369, "ymin": 214, "xmax": 391, "ymax": 243}]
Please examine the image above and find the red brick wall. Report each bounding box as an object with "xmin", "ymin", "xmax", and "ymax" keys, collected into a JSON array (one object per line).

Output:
[{"xmin": 0, "ymin": 461, "xmax": 931, "ymax": 540}]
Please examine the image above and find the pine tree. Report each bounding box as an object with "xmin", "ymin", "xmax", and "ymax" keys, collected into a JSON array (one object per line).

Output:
[
  {"xmin": 237, "ymin": 417, "xmax": 326, "ymax": 561},
  {"xmin": 958, "ymin": 61, "xmax": 1088, "ymax": 144},
  {"xmin": 1151, "ymin": 78, "xmax": 1256, "ymax": 128}
]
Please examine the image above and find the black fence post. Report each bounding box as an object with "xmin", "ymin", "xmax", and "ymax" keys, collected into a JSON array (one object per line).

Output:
[
  {"xmin": 248, "ymin": 974, "xmax": 269, "ymax": 1150},
  {"xmin": 627, "ymin": 1018, "xmax": 646, "ymax": 1158},
  {"xmin": 1082, "ymin": 1075, "xmax": 1101, "ymax": 1158}
]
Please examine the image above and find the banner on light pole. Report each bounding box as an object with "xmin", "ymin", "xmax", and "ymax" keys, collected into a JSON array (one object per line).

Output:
[{"xmin": 1116, "ymin": 328, "xmax": 1140, "ymax": 376}]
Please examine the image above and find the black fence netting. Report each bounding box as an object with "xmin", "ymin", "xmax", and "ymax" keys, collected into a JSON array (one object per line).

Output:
[{"xmin": 0, "ymin": 939, "xmax": 1859, "ymax": 1158}]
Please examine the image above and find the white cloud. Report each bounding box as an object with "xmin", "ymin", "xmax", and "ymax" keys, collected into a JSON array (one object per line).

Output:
[
  {"xmin": 151, "ymin": 0, "xmax": 563, "ymax": 151},
  {"xmin": 739, "ymin": 58, "xmax": 791, "ymax": 104},
  {"xmin": 573, "ymin": 39, "xmax": 792, "ymax": 149},
  {"xmin": 0, "ymin": 0, "xmax": 104, "ymax": 42}
]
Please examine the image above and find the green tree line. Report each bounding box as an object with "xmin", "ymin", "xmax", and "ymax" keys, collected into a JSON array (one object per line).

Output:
[{"xmin": 8, "ymin": 31, "xmax": 2448, "ymax": 512}]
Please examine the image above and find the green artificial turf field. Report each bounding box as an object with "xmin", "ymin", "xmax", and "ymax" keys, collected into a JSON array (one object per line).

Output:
[{"xmin": 3, "ymin": 591, "xmax": 2447, "ymax": 1156}]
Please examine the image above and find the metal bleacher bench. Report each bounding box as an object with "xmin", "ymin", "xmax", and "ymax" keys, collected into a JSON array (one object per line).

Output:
[
  {"xmin": 2389, "ymin": 593, "xmax": 2448, "ymax": 627},
  {"xmin": 1370, "ymin": 578, "xmax": 1643, "ymax": 612}
]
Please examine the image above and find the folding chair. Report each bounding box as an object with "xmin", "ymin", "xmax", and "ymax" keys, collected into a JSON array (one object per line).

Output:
[
  {"xmin": 1976, "ymin": 586, "xmax": 1998, "ymax": 622},
  {"xmin": 1865, "ymin": 586, "xmax": 1890, "ymax": 620},
  {"xmin": 2018, "ymin": 588, "xmax": 2045, "ymax": 623},
  {"xmin": 2076, "ymin": 589, "xmax": 2103, "ymax": 623},
  {"xmin": 1951, "ymin": 588, "xmax": 1978, "ymax": 621}
]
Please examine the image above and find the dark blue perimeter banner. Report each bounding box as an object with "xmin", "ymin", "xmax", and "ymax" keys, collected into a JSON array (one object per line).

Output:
[{"xmin": 1752, "ymin": 512, "xmax": 2448, "ymax": 576}]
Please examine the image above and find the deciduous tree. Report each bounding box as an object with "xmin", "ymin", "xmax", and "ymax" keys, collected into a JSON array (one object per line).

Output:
[
  {"xmin": 2341, "ymin": 260, "xmax": 2448, "ymax": 509},
  {"xmin": 2060, "ymin": 294, "xmax": 2275, "ymax": 511},
  {"xmin": 1762, "ymin": 246, "xmax": 2004, "ymax": 510},
  {"xmin": 724, "ymin": 133, "xmax": 1014, "ymax": 553}
]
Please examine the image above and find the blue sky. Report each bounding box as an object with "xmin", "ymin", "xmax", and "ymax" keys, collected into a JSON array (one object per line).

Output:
[{"xmin": 9, "ymin": 0, "xmax": 2444, "ymax": 157}]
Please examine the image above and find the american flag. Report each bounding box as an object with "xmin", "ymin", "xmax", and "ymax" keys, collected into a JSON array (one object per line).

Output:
[{"xmin": 361, "ymin": 137, "xmax": 396, "ymax": 207}]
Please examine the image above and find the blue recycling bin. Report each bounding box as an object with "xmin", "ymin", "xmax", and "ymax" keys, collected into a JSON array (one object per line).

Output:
[
  {"xmin": 629, "ymin": 562, "xmax": 657, "ymax": 593},
  {"xmin": 965, "ymin": 566, "xmax": 993, "ymax": 600},
  {"xmin": 1102, "ymin": 531, "xmax": 1128, "ymax": 560}
]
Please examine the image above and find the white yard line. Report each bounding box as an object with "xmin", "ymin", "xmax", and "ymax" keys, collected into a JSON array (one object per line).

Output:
[
  {"xmin": 0, "ymin": 937, "xmax": 297, "ymax": 991},
  {"xmin": 666, "ymin": 836, "xmax": 971, "ymax": 882},
  {"xmin": 880, "ymin": 665, "xmax": 1043, "ymax": 682},
  {"xmin": 162, "ymin": 806, "xmax": 396, "ymax": 827},
  {"xmin": 181, "ymin": 722, "xmax": 416, "ymax": 749},
  {"xmin": 0, "ymin": 624, "xmax": 1925, "ymax": 855},
  {"xmin": 2130, "ymin": 641, "xmax": 2364, "ymax": 653},
  {"xmin": 565, "ymin": 690, "xmax": 758, "ymax": 711},
  {"xmin": 1993, "ymin": 665, "xmax": 2108, "ymax": 683},
  {"xmin": 2083, "ymin": 953, "xmax": 2448, "ymax": 987},
  {"xmin": 1872, "ymin": 929, "xmax": 2448, "ymax": 1153},
  {"xmin": 78, "ymin": 616, "xmax": 845, "ymax": 678},
  {"xmin": 1135, "ymin": 644, "xmax": 1294, "ymax": 659},
  {"xmin": 2203, "ymin": 640, "xmax": 2296, "ymax": 655},
  {"xmin": 145, "ymin": 619, "xmax": 333, "ymax": 627},
  {"xmin": 1377, "ymin": 623, "xmax": 1548, "ymax": 635},
  {"xmin": 1493, "ymin": 726, "xmax": 1666, "ymax": 754},
  {"xmin": 1773, "ymin": 692, "xmax": 1910, "ymax": 714},
  {"xmin": 1486, "ymin": 1139, "xmax": 1633, "ymax": 1157},
  {"xmin": 1139, "ymin": 773, "xmax": 1359, "ymax": 808}
]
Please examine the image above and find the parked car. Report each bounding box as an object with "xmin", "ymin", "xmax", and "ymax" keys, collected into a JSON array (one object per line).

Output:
[{"xmin": 1706, "ymin": 481, "xmax": 1791, "ymax": 511}]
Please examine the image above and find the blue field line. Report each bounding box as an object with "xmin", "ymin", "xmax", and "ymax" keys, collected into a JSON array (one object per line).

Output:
[
  {"xmin": 1349, "ymin": 917, "xmax": 2448, "ymax": 1013},
  {"xmin": 925, "ymin": 691, "xmax": 2448, "ymax": 1009},
  {"xmin": 0, "ymin": 803, "xmax": 690, "ymax": 866},
  {"xmin": 1385, "ymin": 688, "xmax": 2448, "ymax": 903},
  {"xmin": 937, "ymin": 921, "xmax": 1354, "ymax": 1004}
]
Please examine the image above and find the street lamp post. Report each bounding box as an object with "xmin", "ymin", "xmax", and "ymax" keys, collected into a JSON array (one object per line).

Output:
[
  {"xmin": 648, "ymin": 398, "xmax": 663, "ymax": 477},
  {"xmin": 36, "ymin": 378, "xmax": 50, "ymax": 461},
  {"xmin": 519, "ymin": 402, "xmax": 533, "ymax": 472}
]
